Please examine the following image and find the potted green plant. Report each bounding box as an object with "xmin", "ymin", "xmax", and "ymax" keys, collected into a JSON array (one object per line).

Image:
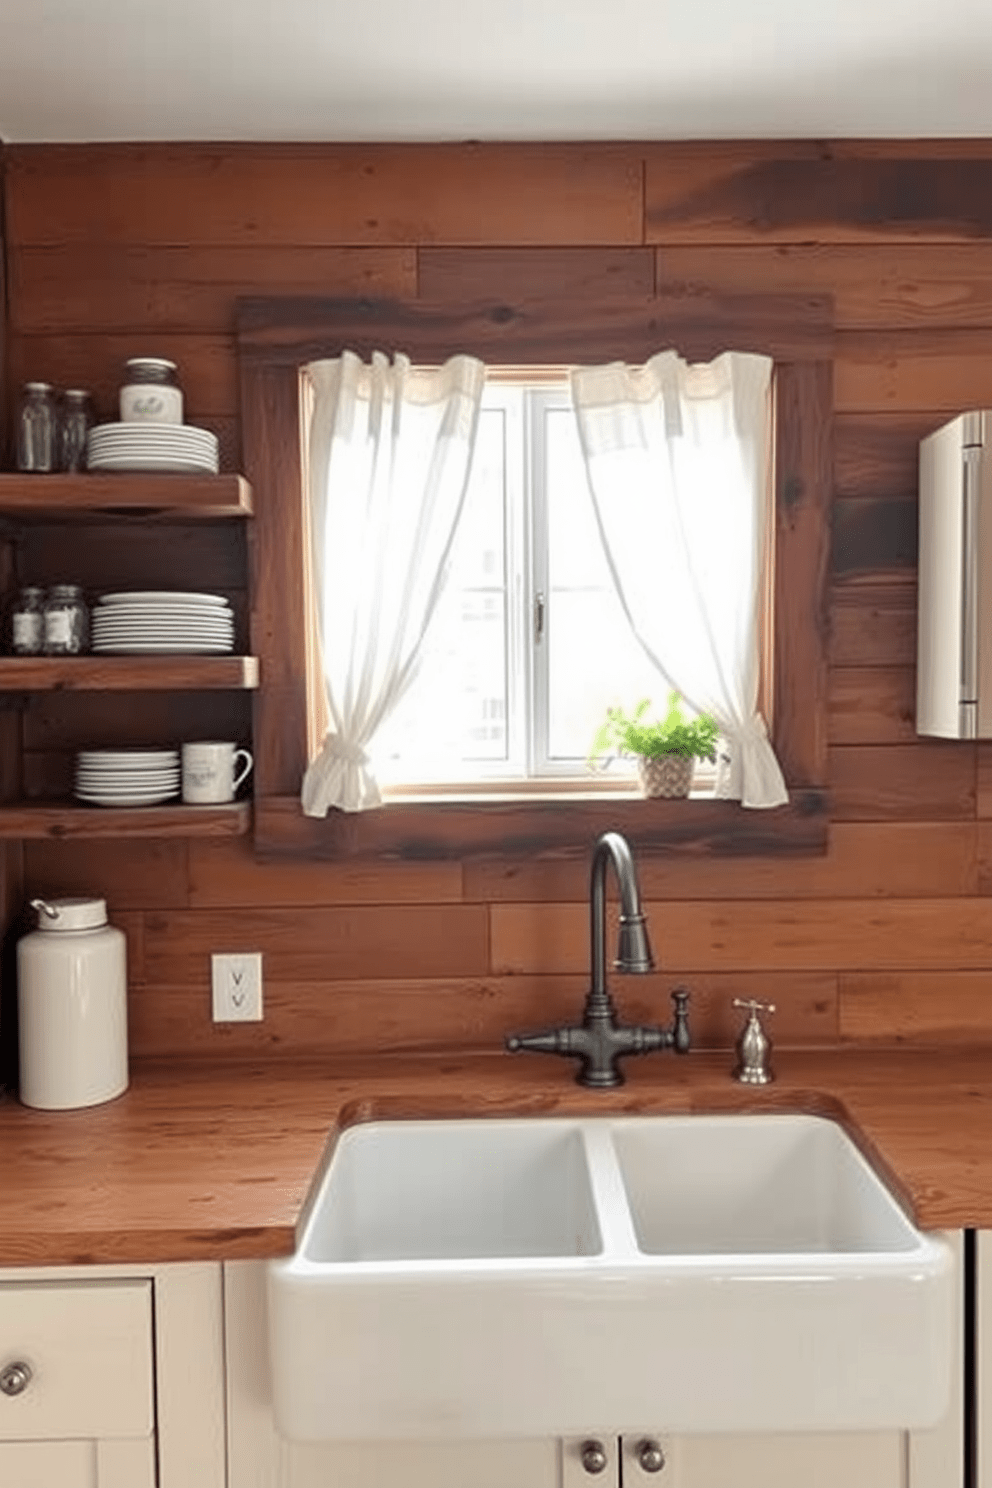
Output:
[{"xmin": 589, "ymin": 693, "xmax": 720, "ymax": 798}]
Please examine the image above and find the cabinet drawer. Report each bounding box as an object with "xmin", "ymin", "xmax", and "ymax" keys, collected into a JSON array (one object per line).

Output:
[{"xmin": 0, "ymin": 1281, "xmax": 153, "ymax": 1441}]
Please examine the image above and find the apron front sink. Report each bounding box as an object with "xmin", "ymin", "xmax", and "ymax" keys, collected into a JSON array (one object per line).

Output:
[{"xmin": 268, "ymin": 1113, "xmax": 954, "ymax": 1440}]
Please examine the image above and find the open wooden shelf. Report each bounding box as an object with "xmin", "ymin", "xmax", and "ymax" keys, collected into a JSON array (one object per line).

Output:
[
  {"xmin": 0, "ymin": 470, "xmax": 256, "ymax": 841},
  {"xmin": 0, "ymin": 655, "xmax": 260, "ymax": 690},
  {"xmin": 0, "ymin": 800, "xmax": 252, "ymax": 840},
  {"xmin": 0, "ymin": 472, "xmax": 253, "ymax": 518}
]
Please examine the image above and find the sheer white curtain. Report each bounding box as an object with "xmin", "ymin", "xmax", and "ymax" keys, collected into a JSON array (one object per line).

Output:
[
  {"xmin": 570, "ymin": 350, "xmax": 788, "ymax": 809},
  {"xmin": 301, "ymin": 349, "xmax": 485, "ymax": 815}
]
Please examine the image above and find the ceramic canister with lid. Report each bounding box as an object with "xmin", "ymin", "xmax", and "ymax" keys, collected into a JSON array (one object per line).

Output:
[
  {"xmin": 17, "ymin": 897, "xmax": 128, "ymax": 1110},
  {"xmin": 119, "ymin": 357, "xmax": 184, "ymax": 425}
]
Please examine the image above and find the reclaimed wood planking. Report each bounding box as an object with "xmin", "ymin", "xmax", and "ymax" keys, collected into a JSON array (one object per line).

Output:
[
  {"xmin": 829, "ymin": 742, "xmax": 976, "ymax": 821},
  {"xmin": 827, "ymin": 666, "xmax": 917, "ymax": 745},
  {"xmin": 491, "ymin": 896, "xmax": 992, "ymax": 975},
  {"xmin": 464, "ymin": 820, "xmax": 979, "ymax": 903},
  {"xmin": 5, "ymin": 143, "xmax": 645, "ymax": 247},
  {"xmin": 654, "ymin": 242, "xmax": 992, "ymax": 330},
  {"xmin": 7, "ymin": 244, "xmax": 418, "ymax": 333},
  {"xmin": 645, "ymin": 144, "xmax": 992, "ymax": 246},
  {"xmin": 828, "ymin": 578, "xmax": 917, "ymax": 667},
  {"xmin": 125, "ymin": 971, "xmax": 839, "ymax": 1061}
]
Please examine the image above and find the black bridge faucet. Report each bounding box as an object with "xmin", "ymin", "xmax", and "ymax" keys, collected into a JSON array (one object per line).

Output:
[{"xmin": 505, "ymin": 830, "xmax": 691, "ymax": 1088}]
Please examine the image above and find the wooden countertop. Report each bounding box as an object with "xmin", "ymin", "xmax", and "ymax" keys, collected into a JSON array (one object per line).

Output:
[{"xmin": 1, "ymin": 1046, "xmax": 991, "ymax": 1266}]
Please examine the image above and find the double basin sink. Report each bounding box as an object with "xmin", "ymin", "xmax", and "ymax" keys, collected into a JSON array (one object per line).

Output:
[{"xmin": 268, "ymin": 1113, "xmax": 954, "ymax": 1441}]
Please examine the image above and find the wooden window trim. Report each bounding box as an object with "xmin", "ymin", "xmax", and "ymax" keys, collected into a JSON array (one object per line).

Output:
[{"xmin": 238, "ymin": 291, "xmax": 832, "ymax": 861}]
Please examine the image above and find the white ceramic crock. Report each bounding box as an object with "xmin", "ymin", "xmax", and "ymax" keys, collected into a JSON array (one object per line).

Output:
[{"xmin": 17, "ymin": 896, "xmax": 128, "ymax": 1110}]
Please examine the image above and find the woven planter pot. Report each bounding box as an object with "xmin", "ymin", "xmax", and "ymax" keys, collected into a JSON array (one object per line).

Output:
[{"xmin": 636, "ymin": 754, "xmax": 695, "ymax": 799}]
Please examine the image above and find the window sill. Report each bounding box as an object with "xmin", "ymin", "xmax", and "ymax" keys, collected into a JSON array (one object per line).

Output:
[
  {"xmin": 382, "ymin": 786, "xmax": 647, "ymax": 805},
  {"xmin": 378, "ymin": 770, "xmax": 720, "ymax": 803},
  {"xmin": 381, "ymin": 785, "xmax": 716, "ymax": 805},
  {"xmin": 253, "ymin": 790, "xmax": 829, "ymax": 862}
]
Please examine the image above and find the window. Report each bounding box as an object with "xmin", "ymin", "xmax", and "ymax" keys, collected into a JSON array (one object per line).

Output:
[
  {"xmin": 238, "ymin": 292, "xmax": 831, "ymax": 860},
  {"xmin": 374, "ymin": 374, "xmax": 677, "ymax": 793}
]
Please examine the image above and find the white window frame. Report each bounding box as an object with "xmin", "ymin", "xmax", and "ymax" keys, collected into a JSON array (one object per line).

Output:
[
  {"xmin": 378, "ymin": 370, "xmax": 720, "ymax": 800},
  {"xmin": 525, "ymin": 381, "xmax": 646, "ymax": 783}
]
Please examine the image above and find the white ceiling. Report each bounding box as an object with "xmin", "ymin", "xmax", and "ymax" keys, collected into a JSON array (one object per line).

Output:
[{"xmin": 2, "ymin": 0, "xmax": 992, "ymax": 143}]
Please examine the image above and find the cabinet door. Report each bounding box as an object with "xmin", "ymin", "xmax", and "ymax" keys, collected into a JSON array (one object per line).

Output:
[
  {"xmin": 978, "ymin": 1231, "xmax": 992, "ymax": 1488},
  {"xmin": 0, "ymin": 1261, "xmax": 226, "ymax": 1488},
  {"xmin": 0, "ymin": 1274, "xmax": 157, "ymax": 1488},
  {"xmin": 0, "ymin": 1437, "xmax": 156, "ymax": 1488},
  {"xmin": 96, "ymin": 1438, "xmax": 157, "ymax": 1488},
  {"xmin": 644, "ymin": 1431, "xmax": 905, "ymax": 1488},
  {"xmin": 0, "ymin": 1440, "xmax": 95, "ymax": 1488},
  {"xmin": 284, "ymin": 1439, "xmax": 558, "ymax": 1488},
  {"xmin": 0, "ymin": 1439, "xmax": 156, "ymax": 1488}
]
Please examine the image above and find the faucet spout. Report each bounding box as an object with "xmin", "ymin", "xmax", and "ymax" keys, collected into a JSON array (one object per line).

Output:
[
  {"xmin": 505, "ymin": 831, "xmax": 691, "ymax": 1088},
  {"xmin": 590, "ymin": 829, "xmax": 653, "ymax": 1001}
]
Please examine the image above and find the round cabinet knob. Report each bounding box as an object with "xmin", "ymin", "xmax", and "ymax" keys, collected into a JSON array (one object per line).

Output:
[
  {"xmin": 580, "ymin": 1439, "xmax": 609, "ymax": 1474},
  {"xmin": 0, "ymin": 1361, "xmax": 32, "ymax": 1397},
  {"xmin": 636, "ymin": 1438, "xmax": 666, "ymax": 1473}
]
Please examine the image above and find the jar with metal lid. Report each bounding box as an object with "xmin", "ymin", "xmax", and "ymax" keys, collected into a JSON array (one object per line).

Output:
[
  {"xmin": 43, "ymin": 584, "xmax": 89, "ymax": 655},
  {"xmin": 10, "ymin": 586, "xmax": 45, "ymax": 655},
  {"xmin": 119, "ymin": 357, "xmax": 184, "ymax": 425},
  {"xmin": 59, "ymin": 388, "xmax": 94, "ymax": 472},
  {"xmin": 17, "ymin": 897, "xmax": 128, "ymax": 1110},
  {"xmin": 16, "ymin": 382, "xmax": 58, "ymax": 473}
]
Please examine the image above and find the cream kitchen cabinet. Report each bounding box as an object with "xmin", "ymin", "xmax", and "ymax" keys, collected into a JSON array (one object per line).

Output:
[
  {"xmin": 560, "ymin": 1432, "xmax": 906, "ymax": 1488},
  {"xmin": 225, "ymin": 1243, "xmax": 964, "ymax": 1488},
  {"xmin": 0, "ymin": 1262, "xmax": 225, "ymax": 1488},
  {"xmin": 0, "ymin": 1279, "xmax": 153, "ymax": 1488},
  {"xmin": 974, "ymin": 1231, "xmax": 992, "ymax": 1488}
]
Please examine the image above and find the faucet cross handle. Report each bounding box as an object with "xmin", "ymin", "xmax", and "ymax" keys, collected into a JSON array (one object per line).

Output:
[
  {"xmin": 732, "ymin": 998, "xmax": 775, "ymax": 1086},
  {"xmin": 732, "ymin": 997, "xmax": 776, "ymax": 1016},
  {"xmin": 671, "ymin": 986, "xmax": 691, "ymax": 1053}
]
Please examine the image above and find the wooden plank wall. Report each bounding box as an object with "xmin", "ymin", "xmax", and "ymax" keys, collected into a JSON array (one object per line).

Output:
[
  {"xmin": 5, "ymin": 140, "xmax": 992, "ymax": 1064},
  {"xmin": 0, "ymin": 140, "xmax": 24, "ymax": 1093}
]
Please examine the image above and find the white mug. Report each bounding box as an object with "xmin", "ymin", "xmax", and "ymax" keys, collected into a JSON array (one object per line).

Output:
[{"xmin": 181, "ymin": 741, "xmax": 253, "ymax": 804}]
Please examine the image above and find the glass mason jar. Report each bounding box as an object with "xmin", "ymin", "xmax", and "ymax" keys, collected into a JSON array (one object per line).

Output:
[
  {"xmin": 43, "ymin": 585, "xmax": 89, "ymax": 655},
  {"xmin": 59, "ymin": 389, "xmax": 94, "ymax": 473},
  {"xmin": 119, "ymin": 358, "xmax": 184, "ymax": 425},
  {"xmin": 16, "ymin": 383, "xmax": 58, "ymax": 473},
  {"xmin": 10, "ymin": 586, "xmax": 45, "ymax": 656}
]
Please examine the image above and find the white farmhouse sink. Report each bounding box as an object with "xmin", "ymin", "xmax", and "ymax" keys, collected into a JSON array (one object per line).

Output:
[
  {"xmin": 267, "ymin": 1114, "xmax": 954, "ymax": 1441},
  {"xmin": 305, "ymin": 1118, "xmax": 602, "ymax": 1262}
]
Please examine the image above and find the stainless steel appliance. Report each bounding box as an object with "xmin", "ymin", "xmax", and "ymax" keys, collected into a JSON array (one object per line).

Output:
[{"xmin": 917, "ymin": 410, "xmax": 992, "ymax": 737}]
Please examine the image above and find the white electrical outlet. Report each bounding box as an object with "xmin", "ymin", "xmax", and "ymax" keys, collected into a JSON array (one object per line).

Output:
[{"xmin": 211, "ymin": 953, "xmax": 264, "ymax": 1022}]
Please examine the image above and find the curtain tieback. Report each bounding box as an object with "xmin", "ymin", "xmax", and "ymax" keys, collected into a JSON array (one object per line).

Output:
[
  {"xmin": 725, "ymin": 715, "xmax": 770, "ymax": 747},
  {"xmin": 321, "ymin": 734, "xmax": 370, "ymax": 768},
  {"xmin": 715, "ymin": 711, "xmax": 788, "ymax": 809}
]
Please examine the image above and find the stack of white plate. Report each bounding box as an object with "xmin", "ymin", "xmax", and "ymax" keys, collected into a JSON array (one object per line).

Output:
[
  {"xmin": 86, "ymin": 423, "xmax": 219, "ymax": 474},
  {"xmin": 75, "ymin": 749, "xmax": 180, "ymax": 807},
  {"xmin": 91, "ymin": 592, "xmax": 234, "ymax": 654}
]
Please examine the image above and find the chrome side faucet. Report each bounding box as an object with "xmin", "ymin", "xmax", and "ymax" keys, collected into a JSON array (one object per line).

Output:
[{"xmin": 505, "ymin": 831, "xmax": 691, "ymax": 1088}]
